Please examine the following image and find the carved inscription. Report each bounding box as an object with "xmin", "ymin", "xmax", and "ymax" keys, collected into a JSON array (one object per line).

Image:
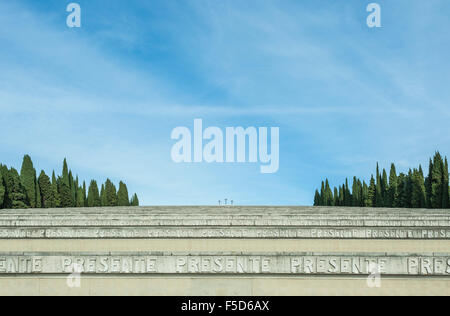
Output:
[
  {"xmin": 0, "ymin": 227, "xmax": 449, "ymax": 239},
  {"xmin": 0, "ymin": 253, "xmax": 449, "ymax": 276}
]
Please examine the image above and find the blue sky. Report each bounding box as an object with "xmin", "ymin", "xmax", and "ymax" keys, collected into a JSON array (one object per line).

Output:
[{"xmin": 1, "ymin": 0, "xmax": 450, "ymax": 205}]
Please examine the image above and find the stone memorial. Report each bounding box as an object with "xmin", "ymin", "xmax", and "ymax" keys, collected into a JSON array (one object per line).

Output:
[{"xmin": 0, "ymin": 206, "xmax": 449, "ymax": 295}]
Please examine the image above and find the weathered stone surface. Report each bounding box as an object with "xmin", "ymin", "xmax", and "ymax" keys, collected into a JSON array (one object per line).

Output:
[
  {"xmin": 1, "ymin": 207, "xmax": 450, "ymax": 294},
  {"xmin": 2, "ymin": 217, "xmax": 450, "ymax": 227},
  {"xmin": 1, "ymin": 206, "xmax": 450, "ymax": 239},
  {"xmin": 0, "ymin": 252, "xmax": 449, "ymax": 276},
  {"xmin": 1, "ymin": 226, "xmax": 450, "ymax": 239}
]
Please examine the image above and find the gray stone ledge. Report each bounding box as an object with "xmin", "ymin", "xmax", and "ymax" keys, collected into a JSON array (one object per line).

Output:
[
  {"xmin": 0, "ymin": 252, "xmax": 449, "ymax": 276},
  {"xmin": 1, "ymin": 206, "xmax": 450, "ymax": 215},
  {"xmin": 1, "ymin": 226, "xmax": 450, "ymax": 239},
  {"xmin": 1, "ymin": 219, "xmax": 450, "ymax": 227}
]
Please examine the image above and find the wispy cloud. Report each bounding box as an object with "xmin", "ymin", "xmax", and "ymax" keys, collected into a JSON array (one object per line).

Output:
[{"xmin": 1, "ymin": 0, "xmax": 449, "ymax": 205}]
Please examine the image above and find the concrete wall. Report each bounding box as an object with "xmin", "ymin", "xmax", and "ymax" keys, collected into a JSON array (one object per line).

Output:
[
  {"xmin": 1, "ymin": 276, "xmax": 449, "ymax": 296},
  {"xmin": 1, "ymin": 206, "xmax": 449, "ymax": 296}
]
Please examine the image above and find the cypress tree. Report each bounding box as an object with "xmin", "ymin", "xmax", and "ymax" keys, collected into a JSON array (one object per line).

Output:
[
  {"xmin": 62, "ymin": 159, "xmax": 69, "ymax": 187},
  {"xmin": 344, "ymin": 178, "xmax": 352, "ymax": 206},
  {"xmin": 82, "ymin": 181, "xmax": 87, "ymax": 207},
  {"xmin": 397, "ymin": 173, "xmax": 406, "ymax": 208},
  {"xmin": 404, "ymin": 170, "xmax": 413, "ymax": 208},
  {"xmin": 104, "ymin": 179, "xmax": 118, "ymax": 207},
  {"xmin": 425, "ymin": 158, "xmax": 433, "ymax": 208},
  {"xmin": 388, "ymin": 164, "xmax": 398, "ymax": 207},
  {"xmin": 320, "ymin": 181, "xmax": 325, "ymax": 206},
  {"xmin": 366, "ymin": 176, "xmax": 376, "ymax": 207},
  {"xmin": 100, "ymin": 184, "xmax": 106, "ymax": 206},
  {"xmin": 382, "ymin": 169, "xmax": 388, "ymax": 206},
  {"xmin": 6, "ymin": 168, "xmax": 28, "ymax": 209},
  {"xmin": 431, "ymin": 152, "xmax": 444, "ymax": 208},
  {"xmin": 76, "ymin": 187, "xmax": 84, "ymax": 207},
  {"xmin": 362, "ymin": 181, "xmax": 368, "ymax": 207},
  {"xmin": 130, "ymin": 193, "xmax": 139, "ymax": 206},
  {"xmin": 58, "ymin": 180, "xmax": 72, "ymax": 208},
  {"xmin": 35, "ymin": 176, "xmax": 42, "ymax": 208},
  {"xmin": 52, "ymin": 171, "xmax": 61, "ymax": 208},
  {"xmin": 69, "ymin": 171, "xmax": 75, "ymax": 206},
  {"xmin": 1, "ymin": 165, "xmax": 11, "ymax": 208},
  {"xmin": 117, "ymin": 181, "xmax": 130, "ymax": 206},
  {"xmin": 333, "ymin": 187, "xmax": 339, "ymax": 206},
  {"xmin": 20, "ymin": 155, "xmax": 35, "ymax": 207},
  {"xmin": 375, "ymin": 164, "xmax": 383, "ymax": 207},
  {"xmin": 411, "ymin": 169, "xmax": 426, "ymax": 208},
  {"xmin": 69, "ymin": 171, "xmax": 75, "ymax": 207},
  {"xmin": 58, "ymin": 159, "xmax": 73, "ymax": 208},
  {"xmin": 0, "ymin": 166, "xmax": 6, "ymax": 208},
  {"xmin": 38, "ymin": 171, "xmax": 53, "ymax": 208},
  {"xmin": 352, "ymin": 177, "xmax": 361, "ymax": 207},
  {"xmin": 442, "ymin": 157, "xmax": 449, "ymax": 208},
  {"xmin": 87, "ymin": 180, "xmax": 101, "ymax": 207},
  {"xmin": 338, "ymin": 185, "xmax": 344, "ymax": 206},
  {"xmin": 418, "ymin": 165, "xmax": 427, "ymax": 208},
  {"xmin": 57, "ymin": 177, "xmax": 72, "ymax": 208},
  {"xmin": 314, "ymin": 190, "xmax": 320, "ymax": 206},
  {"xmin": 356, "ymin": 179, "xmax": 364, "ymax": 207}
]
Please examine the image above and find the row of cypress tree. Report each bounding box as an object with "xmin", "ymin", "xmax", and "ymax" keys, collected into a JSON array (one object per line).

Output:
[
  {"xmin": 314, "ymin": 152, "xmax": 450, "ymax": 209},
  {"xmin": 0, "ymin": 155, "xmax": 139, "ymax": 209}
]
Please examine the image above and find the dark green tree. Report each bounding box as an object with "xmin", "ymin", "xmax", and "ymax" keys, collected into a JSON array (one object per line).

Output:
[
  {"xmin": 20, "ymin": 155, "xmax": 35, "ymax": 208},
  {"xmin": 431, "ymin": 152, "xmax": 444, "ymax": 208},
  {"xmin": 76, "ymin": 187, "xmax": 85, "ymax": 207},
  {"xmin": 100, "ymin": 184, "xmax": 106, "ymax": 206},
  {"xmin": 82, "ymin": 181, "xmax": 87, "ymax": 207},
  {"xmin": 425, "ymin": 158, "xmax": 433, "ymax": 208},
  {"xmin": 382, "ymin": 169, "xmax": 388, "ymax": 206},
  {"xmin": 314, "ymin": 190, "xmax": 320, "ymax": 206},
  {"xmin": 442, "ymin": 157, "xmax": 449, "ymax": 208},
  {"xmin": 366, "ymin": 176, "xmax": 376, "ymax": 207},
  {"xmin": 338, "ymin": 185, "xmax": 344, "ymax": 206},
  {"xmin": 130, "ymin": 193, "xmax": 139, "ymax": 206},
  {"xmin": 388, "ymin": 164, "xmax": 398, "ymax": 207},
  {"xmin": 322, "ymin": 179, "xmax": 333, "ymax": 206},
  {"xmin": 6, "ymin": 168, "xmax": 28, "ymax": 209},
  {"xmin": 411, "ymin": 169, "xmax": 426, "ymax": 208},
  {"xmin": 58, "ymin": 183, "xmax": 72, "ymax": 207},
  {"xmin": 352, "ymin": 177, "xmax": 361, "ymax": 207},
  {"xmin": 362, "ymin": 181, "xmax": 368, "ymax": 207},
  {"xmin": 344, "ymin": 178, "xmax": 352, "ymax": 206},
  {"xmin": 51, "ymin": 171, "xmax": 61, "ymax": 208},
  {"xmin": 397, "ymin": 173, "xmax": 406, "ymax": 208},
  {"xmin": 36, "ymin": 177, "xmax": 41, "ymax": 208},
  {"xmin": 58, "ymin": 181, "xmax": 72, "ymax": 208},
  {"xmin": 320, "ymin": 181, "xmax": 325, "ymax": 206},
  {"xmin": 0, "ymin": 165, "xmax": 6, "ymax": 208},
  {"xmin": 69, "ymin": 171, "xmax": 75, "ymax": 207},
  {"xmin": 333, "ymin": 187, "xmax": 339, "ymax": 206},
  {"xmin": 38, "ymin": 171, "xmax": 53, "ymax": 208},
  {"xmin": 117, "ymin": 181, "xmax": 130, "ymax": 206},
  {"xmin": 87, "ymin": 180, "xmax": 101, "ymax": 207},
  {"xmin": 104, "ymin": 179, "xmax": 118, "ymax": 207},
  {"xmin": 62, "ymin": 158, "xmax": 70, "ymax": 187},
  {"xmin": 375, "ymin": 164, "xmax": 383, "ymax": 207}
]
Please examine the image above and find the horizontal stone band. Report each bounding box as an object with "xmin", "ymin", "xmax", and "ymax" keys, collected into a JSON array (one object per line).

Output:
[
  {"xmin": 1, "ymin": 219, "xmax": 450, "ymax": 227},
  {"xmin": 1, "ymin": 252, "xmax": 449, "ymax": 276},
  {"xmin": 1, "ymin": 227, "xmax": 450, "ymax": 239}
]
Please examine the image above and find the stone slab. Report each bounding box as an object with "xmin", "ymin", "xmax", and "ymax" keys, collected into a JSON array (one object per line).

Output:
[
  {"xmin": 1, "ymin": 207, "xmax": 450, "ymax": 229},
  {"xmin": 1, "ymin": 252, "xmax": 449, "ymax": 276},
  {"xmin": 0, "ymin": 277, "xmax": 449, "ymax": 296},
  {"xmin": 1, "ymin": 226, "xmax": 450, "ymax": 239}
]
